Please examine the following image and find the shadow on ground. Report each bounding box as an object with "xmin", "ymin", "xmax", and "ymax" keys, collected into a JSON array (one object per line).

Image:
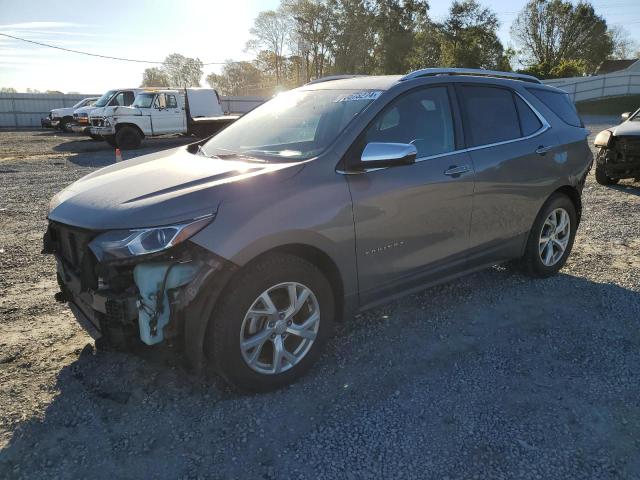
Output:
[{"xmin": 1, "ymin": 268, "xmax": 639, "ymax": 479}]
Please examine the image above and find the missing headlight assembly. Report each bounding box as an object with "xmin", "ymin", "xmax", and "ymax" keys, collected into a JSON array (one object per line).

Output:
[{"xmin": 43, "ymin": 215, "xmax": 236, "ymax": 363}]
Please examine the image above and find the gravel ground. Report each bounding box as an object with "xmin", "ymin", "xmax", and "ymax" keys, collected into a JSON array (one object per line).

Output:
[{"xmin": 0, "ymin": 121, "xmax": 639, "ymax": 479}]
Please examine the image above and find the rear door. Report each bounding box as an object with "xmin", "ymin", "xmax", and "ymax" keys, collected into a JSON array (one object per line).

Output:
[
  {"xmin": 456, "ymin": 84, "xmax": 559, "ymax": 264},
  {"xmin": 347, "ymin": 86, "xmax": 475, "ymax": 303}
]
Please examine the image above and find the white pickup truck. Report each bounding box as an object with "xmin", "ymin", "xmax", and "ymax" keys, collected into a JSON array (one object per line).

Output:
[
  {"xmin": 71, "ymin": 88, "xmax": 145, "ymax": 137},
  {"xmin": 49, "ymin": 97, "xmax": 98, "ymax": 132},
  {"xmin": 89, "ymin": 88, "xmax": 238, "ymax": 149}
]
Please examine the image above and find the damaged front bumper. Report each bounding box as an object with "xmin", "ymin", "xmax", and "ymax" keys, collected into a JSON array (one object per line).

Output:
[
  {"xmin": 44, "ymin": 221, "xmax": 237, "ymax": 363},
  {"xmin": 598, "ymin": 135, "xmax": 640, "ymax": 179}
]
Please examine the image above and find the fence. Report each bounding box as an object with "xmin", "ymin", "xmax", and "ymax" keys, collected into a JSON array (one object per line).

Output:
[
  {"xmin": 0, "ymin": 93, "xmax": 266, "ymax": 128},
  {"xmin": 543, "ymin": 71, "xmax": 640, "ymax": 103}
]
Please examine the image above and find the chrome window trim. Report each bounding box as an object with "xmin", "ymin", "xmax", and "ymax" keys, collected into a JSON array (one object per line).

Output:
[{"xmin": 337, "ymin": 90, "xmax": 551, "ymax": 174}]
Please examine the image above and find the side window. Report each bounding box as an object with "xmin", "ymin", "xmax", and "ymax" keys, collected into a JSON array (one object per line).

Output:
[
  {"xmin": 110, "ymin": 92, "xmax": 125, "ymax": 106},
  {"xmin": 123, "ymin": 91, "xmax": 135, "ymax": 106},
  {"xmin": 364, "ymin": 86, "xmax": 455, "ymax": 158},
  {"xmin": 154, "ymin": 94, "xmax": 167, "ymax": 109},
  {"xmin": 527, "ymin": 88, "xmax": 582, "ymax": 127},
  {"xmin": 515, "ymin": 95, "xmax": 543, "ymax": 136},
  {"xmin": 167, "ymin": 95, "xmax": 178, "ymax": 109},
  {"xmin": 459, "ymin": 85, "xmax": 520, "ymax": 147}
]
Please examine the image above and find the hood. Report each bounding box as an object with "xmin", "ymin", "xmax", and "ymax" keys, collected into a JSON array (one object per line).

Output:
[
  {"xmin": 74, "ymin": 105, "xmax": 96, "ymax": 116},
  {"xmin": 612, "ymin": 121, "xmax": 640, "ymax": 137},
  {"xmin": 48, "ymin": 146, "xmax": 303, "ymax": 230},
  {"xmin": 90, "ymin": 105, "xmax": 141, "ymax": 117},
  {"xmin": 51, "ymin": 107, "xmax": 74, "ymax": 117}
]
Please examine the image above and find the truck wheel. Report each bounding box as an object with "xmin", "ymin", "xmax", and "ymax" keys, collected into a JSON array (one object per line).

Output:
[
  {"xmin": 115, "ymin": 126, "xmax": 142, "ymax": 150},
  {"xmin": 520, "ymin": 193, "xmax": 577, "ymax": 278},
  {"xmin": 59, "ymin": 118, "xmax": 70, "ymax": 132},
  {"xmin": 207, "ymin": 253, "xmax": 334, "ymax": 392},
  {"xmin": 103, "ymin": 135, "xmax": 117, "ymax": 147},
  {"xmin": 595, "ymin": 166, "xmax": 618, "ymax": 185}
]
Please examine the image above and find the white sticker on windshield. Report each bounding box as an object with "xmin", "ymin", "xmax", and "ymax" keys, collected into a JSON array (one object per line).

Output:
[{"xmin": 334, "ymin": 91, "xmax": 383, "ymax": 102}]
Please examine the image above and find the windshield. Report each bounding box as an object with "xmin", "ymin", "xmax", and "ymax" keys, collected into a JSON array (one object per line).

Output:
[
  {"xmin": 201, "ymin": 89, "xmax": 382, "ymax": 161},
  {"xmin": 73, "ymin": 98, "xmax": 90, "ymax": 109},
  {"xmin": 630, "ymin": 109, "xmax": 640, "ymax": 121},
  {"xmin": 132, "ymin": 93, "xmax": 155, "ymax": 108},
  {"xmin": 94, "ymin": 90, "xmax": 117, "ymax": 108}
]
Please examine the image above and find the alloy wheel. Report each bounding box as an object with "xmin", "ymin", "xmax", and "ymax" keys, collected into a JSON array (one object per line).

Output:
[
  {"xmin": 240, "ymin": 282, "xmax": 320, "ymax": 375},
  {"xmin": 538, "ymin": 208, "xmax": 571, "ymax": 267}
]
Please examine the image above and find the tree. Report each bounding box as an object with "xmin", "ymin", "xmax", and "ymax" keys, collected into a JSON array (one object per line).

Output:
[
  {"xmin": 246, "ymin": 9, "xmax": 291, "ymax": 84},
  {"xmin": 328, "ymin": 0, "xmax": 377, "ymax": 75},
  {"xmin": 286, "ymin": 0, "xmax": 333, "ymax": 80},
  {"xmin": 141, "ymin": 67, "xmax": 170, "ymax": 87},
  {"xmin": 206, "ymin": 61, "xmax": 264, "ymax": 96},
  {"xmin": 0, "ymin": 87, "xmax": 17, "ymax": 93},
  {"xmin": 373, "ymin": 0, "xmax": 430, "ymax": 74},
  {"xmin": 511, "ymin": 0, "xmax": 614, "ymax": 77},
  {"xmin": 609, "ymin": 25, "xmax": 638, "ymax": 60},
  {"xmin": 439, "ymin": 0, "xmax": 508, "ymax": 70},
  {"xmin": 162, "ymin": 54, "xmax": 204, "ymax": 87}
]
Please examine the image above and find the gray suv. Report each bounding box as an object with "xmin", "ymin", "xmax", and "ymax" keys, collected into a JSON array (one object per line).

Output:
[{"xmin": 44, "ymin": 68, "xmax": 592, "ymax": 391}]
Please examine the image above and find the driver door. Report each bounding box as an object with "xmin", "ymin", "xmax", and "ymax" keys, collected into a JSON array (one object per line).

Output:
[{"xmin": 346, "ymin": 86, "xmax": 475, "ymax": 304}]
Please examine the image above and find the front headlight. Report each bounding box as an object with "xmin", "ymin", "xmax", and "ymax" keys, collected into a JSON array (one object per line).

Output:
[
  {"xmin": 594, "ymin": 130, "xmax": 612, "ymax": 148},
  {"xmin": 88, "ymin": 215, "xmax": 214, "ymax": 262},
  {"xmin": 105, "ymin": 119, "xmax": 111, "ymax": 127}
]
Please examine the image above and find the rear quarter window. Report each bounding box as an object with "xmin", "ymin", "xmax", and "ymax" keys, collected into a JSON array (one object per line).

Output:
[{"xmin": 528, "ymin": 88, "xmax": 582, "ymax": 127}]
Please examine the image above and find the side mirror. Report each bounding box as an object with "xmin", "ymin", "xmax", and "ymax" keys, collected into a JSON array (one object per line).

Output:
[
  {"xmin": 359, "ymin": 142, "xmax": 417, "ymax": 169},
  {"xmin": 621, "ymin": 112, "xmax": 631, "ymax": 123}
]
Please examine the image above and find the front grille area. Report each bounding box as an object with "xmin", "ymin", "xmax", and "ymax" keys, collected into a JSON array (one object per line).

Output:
[
  {"xmin": 614, "ymin": 136, "xmax": 640, "ymax": 163},
  {"xmin": 47, "ymin": 222, "xmax": 96, "ymax": 273}
]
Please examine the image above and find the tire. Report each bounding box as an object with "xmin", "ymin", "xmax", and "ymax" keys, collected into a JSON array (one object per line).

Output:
[
  {"xmin": 520, "ymin": 193, "xmax": 577, "ymax": 278},
  {"xmin": 89, "ymin": 133, "xmax": 102, "ymax": 141},
  {"xmin": 59, "ymin": 118, "xmax": 70, "ymax": 133},
  {"xmin": 103, "ymin": 135, "xmax": 117, "ymax": 147},
  {"xmin": 207, "ymin": 253, "xmax": 335, "ymax": 392},
  {"xmin": 115, "ymin": 126, "xmax": 142, "ymax": 149},
  {"xmin": 595, "ymin": 165, "xmax": 619, "ymax": 185}
]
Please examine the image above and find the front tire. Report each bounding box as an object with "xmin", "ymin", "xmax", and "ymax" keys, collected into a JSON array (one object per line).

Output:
[
  {"xmin": 115, "ymin": 126, "xmax": 142, "ymax": 149},
  {"xmin": 207, "ymin": 253, "xmax": 334, "ymax": 392},
  {"xmin": 595, "ymin": 165, "xmax": 619, "ymax": 185},
  {"xmin": 521, "ymin": 193, "xmax": 577, "ymax": 278}
]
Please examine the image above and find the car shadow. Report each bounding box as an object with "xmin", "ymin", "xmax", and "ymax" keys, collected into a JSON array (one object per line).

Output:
[
  {"xmin": 1, "ymin": 269, "xmax": 639, "ymax": 478},
  {"xmin": 609, "ymin": 182, "xmax": 640, "ymax": 197}
]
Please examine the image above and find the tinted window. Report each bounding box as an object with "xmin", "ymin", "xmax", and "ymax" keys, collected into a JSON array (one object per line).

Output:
[
  {"xmin": 364, "ymin": 87, "xmax": 455, "ymax": 158},
  {"xmin": 515, "ymin": 95, "xmax": 542, "ymax": 136},
  {"xmin": 528, "ymin": 88, "xmax": 582, "ymax": 127},
  {"xmin": 123, "ymin": 91, "xmax": 135, "ymax": 106},
  {"xmin": 459, "ymin": 86, "xmax": 520, "ymax": 147},
  {"xmin": 167, "ymin": 95, "xmax": 178, "ymax": 109}
]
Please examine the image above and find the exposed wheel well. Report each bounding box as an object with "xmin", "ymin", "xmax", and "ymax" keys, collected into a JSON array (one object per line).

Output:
[
  {"xmin": 241, "ymin": 244, "xmax": 345, "ymax": 323},
  {"xmin": 553, "ymin": 185, "xmax": 582, "ymax": 224}
]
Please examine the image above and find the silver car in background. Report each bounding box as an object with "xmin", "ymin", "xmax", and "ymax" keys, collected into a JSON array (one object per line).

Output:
[{"xmin": 44, "ymin": 69, "xmax": 593, "ymax": 391}]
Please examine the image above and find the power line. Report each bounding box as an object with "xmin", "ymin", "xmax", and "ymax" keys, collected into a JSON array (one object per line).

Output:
[{"xmin": 0, "ymin": 32, "xmax": 231, "ymax": 65}]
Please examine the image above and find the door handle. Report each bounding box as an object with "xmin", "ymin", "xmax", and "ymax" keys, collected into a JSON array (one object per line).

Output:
[
  {"xmin": 535, "ymin": 145, "xmax": 552, "ymax": 155},
  {"xmin": 444, "ymin": 165, "xmax": 470, "ymax": 177}
]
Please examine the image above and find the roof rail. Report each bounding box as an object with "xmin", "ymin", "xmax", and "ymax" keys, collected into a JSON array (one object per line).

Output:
[
  {"xmin": 305, "ymin": 75, "xmax": 368, "ymax": 85},
  {"xmin": 400, "ymin": 68, "xmax": 541, "ymax": 84}
]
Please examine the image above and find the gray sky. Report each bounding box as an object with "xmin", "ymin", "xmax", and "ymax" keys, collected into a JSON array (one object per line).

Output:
[{"xmin": 0, "ymin": 0, "xmax": 638, "ymax": 93}]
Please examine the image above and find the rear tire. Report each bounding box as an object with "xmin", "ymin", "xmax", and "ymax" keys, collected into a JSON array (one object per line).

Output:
[
  {"xmin": 520, "ymin": 193, "xmax": 577, "ymax": 278},
  {"xmin": 595, "ymin": 166, "xmax": 619, "ymax": 185},
  {"xmin": 207, "ymin": 253, "xmax": 334, "ymax": 392},
  {"xmin": 115, "ymin": 126, "xmax": 142, "ymax": 149}
]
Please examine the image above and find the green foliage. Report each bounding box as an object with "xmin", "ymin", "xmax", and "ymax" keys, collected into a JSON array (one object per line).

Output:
[
  {"xmin": 206, "ymin": 61, "xmax": 264, "ymax": 96},
  {"xmin": 0, "ymin": 87, "xmax": 17, "ymax": 93},
  {"xmin": 511, "ymin": 0, "xmax": 614, "ymax": 76},
  {"xmin": 140, "ymin": 55, "xmax": 203, "ymax": 88},
  {"xmin": 141, "ymin": 67, "xmax": 169, "ymax": 88}
]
